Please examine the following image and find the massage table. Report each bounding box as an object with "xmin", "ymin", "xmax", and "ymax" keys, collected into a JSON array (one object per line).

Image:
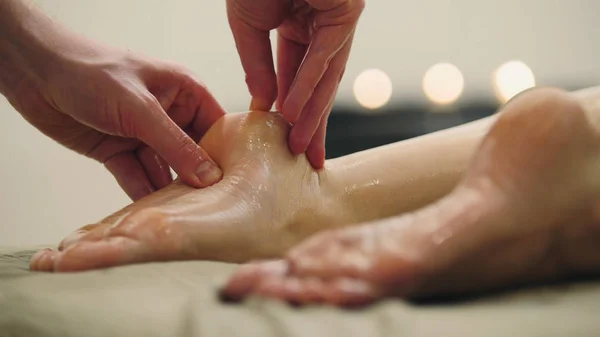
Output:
[{"xmin": 1, "ymin": 246, "xmax": 599, "ymax": 337}]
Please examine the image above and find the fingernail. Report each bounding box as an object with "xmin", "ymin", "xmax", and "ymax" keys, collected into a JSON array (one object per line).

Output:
[{"xmin": 195, "ymin": 161, "xmax": 223, "ymax": 186}]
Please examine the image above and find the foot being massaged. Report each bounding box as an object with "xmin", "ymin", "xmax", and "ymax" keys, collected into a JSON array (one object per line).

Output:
[
  {"xmin": 30, "ymin": 86, "xmax": 600, "ymax": 306},
  {"xmin": 2, "ymin": 0, "xmax": 600, "ymax": 309}
]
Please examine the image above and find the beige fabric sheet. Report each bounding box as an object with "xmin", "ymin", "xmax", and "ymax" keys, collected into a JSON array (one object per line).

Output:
[{"xmin": 0, "ymin": 246, "xmax": 599, "ymax": 337}]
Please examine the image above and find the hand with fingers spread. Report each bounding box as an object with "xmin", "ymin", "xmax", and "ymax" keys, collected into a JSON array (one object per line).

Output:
[
  {"xmin": 221, "ymin": 88, "xmax": 600, "ymax": 307},
  {"xmin": 0, "ymin": 0, "xmax": 225, "ymax": 200},
  {"xmin": 227, "ymin": 0, "xmax": 364, "ymax": 168}
]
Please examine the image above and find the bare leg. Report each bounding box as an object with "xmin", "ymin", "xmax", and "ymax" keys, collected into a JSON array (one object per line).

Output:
[
  {"xmin": 31, "ymin": 103, "xmax": 495, "ymax": 272},
  {"xmin": 223, "ymin": 88, "xmax": 600, "ymax": 306}
]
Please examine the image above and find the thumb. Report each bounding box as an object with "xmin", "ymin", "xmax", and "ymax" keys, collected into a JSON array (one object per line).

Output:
[{"xmin": 131, "ymin": 96, "xmax": 223, "ymax": 188}]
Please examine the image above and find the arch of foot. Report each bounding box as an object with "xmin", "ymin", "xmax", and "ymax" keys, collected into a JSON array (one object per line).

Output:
[{"xmin": 31, "ymin": 111, "xmax": 345, "ymax": 272}]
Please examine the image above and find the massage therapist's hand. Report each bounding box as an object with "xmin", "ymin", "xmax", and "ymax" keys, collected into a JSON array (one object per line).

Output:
[
  {"xmin": 20, "ymin": 51, "xmax": 225, "ymax": 201},
  {"xmin": 226, "ymin": 0, "xmax": 364, "ymax": 168},
  {"xmin": 0, "ymin": 1, "xmax": 225, "ymax": 201}
]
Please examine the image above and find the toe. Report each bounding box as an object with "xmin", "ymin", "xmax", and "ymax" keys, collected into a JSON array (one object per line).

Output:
[
  {"xmin": 53, "ymin": 208, "xmax": 187, "ymax": 273},
  {"xmin": 30, "ymin": 248, "xmax": 58, "ymax": 272},
  {"xmin": 54, "ymin": 236, "xmax": 145, "ymax": 272}
]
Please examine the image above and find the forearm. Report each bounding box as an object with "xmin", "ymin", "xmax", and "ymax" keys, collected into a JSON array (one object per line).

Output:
[
  {"xmin": 0, "ymin": 0, "xmax": 85, "ymax": 98},
  {"xmin": 322, "ymin": 116, "xmax": 497, "ymax": 225},
  {"xmin": 1, "ymin": 0, "xmax": 51, "ymax": 90}
]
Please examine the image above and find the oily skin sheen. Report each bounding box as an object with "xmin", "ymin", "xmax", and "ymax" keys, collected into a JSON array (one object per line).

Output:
[
  {"xmin": 224, "ymin": 87, "xmax": 600, "ymax": 305},
  {"xmin": 32, "ymin": 108, "xmax": 481, "ymax": 271},
  {"xmin": 31, "ymin": 87, "xmax": 600, "ymax": 307},
  {"xmin": 32, "ymin": 111, "xmax": 340, "ymax": 270}
]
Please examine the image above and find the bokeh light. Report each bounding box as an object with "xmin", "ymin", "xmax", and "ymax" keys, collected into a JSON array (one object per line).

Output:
[
  {"xmin": 493, "ymin": 60, "xmax": 536, "ymax": 103},
  {"xmin": 353, "ymin": 68, "xmax": 393, "ymax": 110},
  {"xmin": 422, "ymin": 62, "xmax": 465, "ymax": 105}
]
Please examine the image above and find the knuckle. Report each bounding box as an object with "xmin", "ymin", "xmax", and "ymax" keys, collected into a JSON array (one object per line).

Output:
[
  {"xmin": 119, "ymin": 93, "xmax": 161, "ymax": 138},
  {"xmin": 114, "ymin": 105, "xmax": 139, "ymax": 138},
  {"xmin": 139, "ymin": 92, "xmax": 161, "ymax": 110}
]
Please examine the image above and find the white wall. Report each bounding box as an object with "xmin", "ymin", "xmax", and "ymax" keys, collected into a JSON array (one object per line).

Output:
[{"xmin": 1, "ymin": 0, "xmax": 598, "ymax": 246}]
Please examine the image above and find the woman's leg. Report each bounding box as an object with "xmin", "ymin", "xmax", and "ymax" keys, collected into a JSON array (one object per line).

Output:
[
  {"xmin": 224, "ymin": 87, "xmax": 600, "ymax": 306},
  {"xmin": 31, "ymin": 100, "xmax": 496, "ymax": 272}
]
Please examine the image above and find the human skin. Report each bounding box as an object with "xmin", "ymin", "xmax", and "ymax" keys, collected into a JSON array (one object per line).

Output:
[
  {"xmin": 224, "ymin": 87, "xmax": 600, "ymax": 306},
  {"xmin": 33, "ymin": 86, "xmax": 600, "ymax": 307},
  {"xmin": 30, "ymin": 104, "xmax": 490, "ymax": 271},
  {"xmin": 0, "ymin": 0, "xmax": 224, "ymax": 200},
  {"xmin": 226, "ymin": 0, "xmax": 365, "ymax": 168}
]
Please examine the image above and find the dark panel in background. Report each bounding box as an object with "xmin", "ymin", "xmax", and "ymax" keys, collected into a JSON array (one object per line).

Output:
[{"xmin": 325, "ymin": 103, "xmax": 499, "ymax": 159}]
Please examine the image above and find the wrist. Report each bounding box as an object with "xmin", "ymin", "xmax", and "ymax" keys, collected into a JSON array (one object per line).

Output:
[{"xmin": 0, "ymin": 0, "xmax": 95, "ymax": 90}]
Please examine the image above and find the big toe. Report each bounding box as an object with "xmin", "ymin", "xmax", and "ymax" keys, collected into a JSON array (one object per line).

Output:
[
  {"xmin": 54, "ymin": 236, "xmax": 146, "ymax": 272},
  {"xmin": 30, "ymin": 248, "xmax": 59, "ymax": 272}
]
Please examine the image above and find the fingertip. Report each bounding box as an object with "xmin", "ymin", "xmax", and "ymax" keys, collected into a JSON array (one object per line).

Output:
[
  {"xmin": 306, "ymin": 113, "xmax": 329, "ymax": 169},
  {"xmin": 275, "ymin": 99, "xmax": 284, "ymax": 113},
  {"xmin": 247, "ymin": 80, "xmax": 277, "ymax": 113},
  {"xmin": 250, "ymin": 97, "xmax": 274, "ymax": 112},
  {"xmin": 288, "ymin": 133, "xmax": 309, "ymax": 155},
  {"xmin": 194, "ymin": 160, "xmax": 223, "ymax": 187},
  {"xmin": 160, "ymin": 139, "xmax": 223, "ymax": 189},
  {"xmin": 30, "ymin": 248, "xmax": 53, "ymax": 271},
  {"xmin": 306, "ymin": 134, "xmax": 326, "ymax": 169},
  {"xmin": 288, "ymin": 126, "xmax": 313, "ymax": 155},
  {"xmin": 281, "ymin": 102, "xmax": 302, "ymax": 125},
  {"xmin": 306, "ymin": 146, "xmax": 326, "ymax": 169}
]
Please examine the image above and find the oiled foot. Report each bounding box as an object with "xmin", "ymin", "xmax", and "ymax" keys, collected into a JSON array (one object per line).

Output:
[
  {"xmin": 30, "ymin": 111, "xmax": 344, "ymax": 272},
  {"xmin": 224, "ymin": 88, "xmax": 600, "ymax": 306}
]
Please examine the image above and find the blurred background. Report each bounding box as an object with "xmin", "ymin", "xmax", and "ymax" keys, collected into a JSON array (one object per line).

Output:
[{"xmin": 0, "ymin": 0, "xmax": 597, "ymax": 246}]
